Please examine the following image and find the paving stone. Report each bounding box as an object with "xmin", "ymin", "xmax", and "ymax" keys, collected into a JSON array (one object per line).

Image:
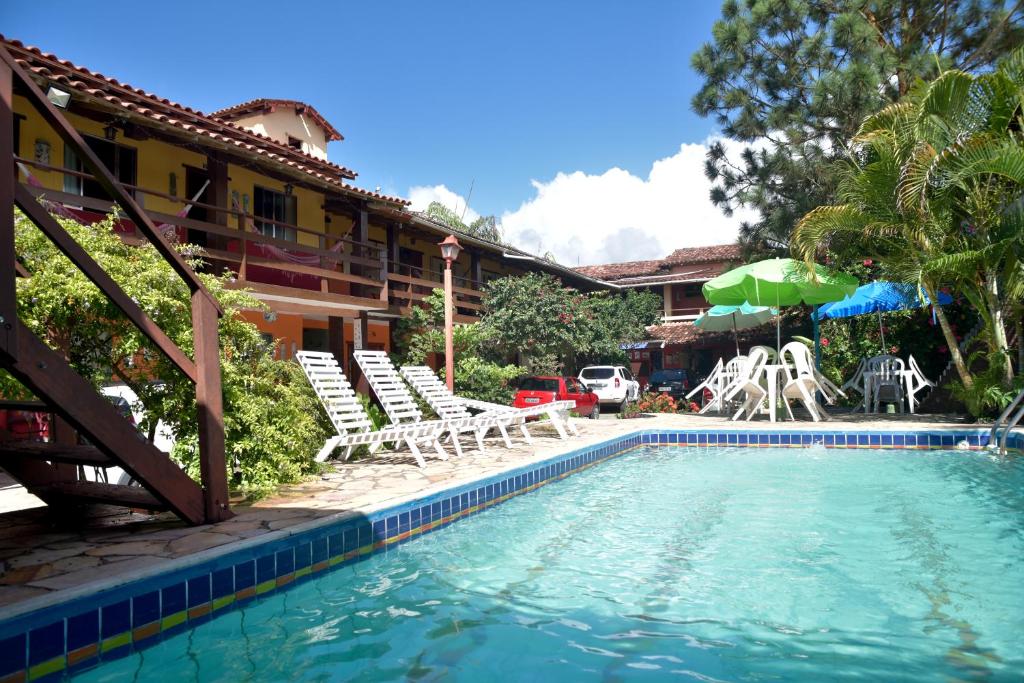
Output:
[
  {"xmin": 27, "ymin": 555, "xmax": 168, "ymax": 591},
  {"xmin": 0, "ymin": 584, "xmax": 52, "ymax": 606},
  {"xmin": 85, "ymin": 541, "xmax": 169, "ymax": 557},
  {"xmin": 167, "ymin": 532, "xmax": 239, "ymax": 556},
  {"xmin": 6, "ymin": 545, "xmax": 91, "ymax": 569}
]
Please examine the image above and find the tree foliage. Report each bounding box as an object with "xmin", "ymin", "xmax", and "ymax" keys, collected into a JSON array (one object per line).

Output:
[
  {"xmin": 423, "ymin": 201, "xmax": 503, "ymax": 243},
  {"xmin": 4, "ymin": 210, "xmax": 330, "ymax": 497},
  {"xmin": 480, "ymin": 273, "xmax": 662, "ymax": 372},
  {"xmin": 791, "ymin": 45, "xmax": 1024, "ymax": 408},
  {"xmin": 692, "ymin": 0, "xmax": 1023, "ymax": 257}
]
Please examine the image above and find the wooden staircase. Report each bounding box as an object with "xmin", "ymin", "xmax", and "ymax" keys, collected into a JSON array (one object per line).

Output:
[{"xmin": 0, "ymin": 46, "xmax": 231, "ymax": 524}]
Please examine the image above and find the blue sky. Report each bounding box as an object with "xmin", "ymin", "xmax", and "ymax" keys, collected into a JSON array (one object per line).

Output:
[{"xmin": 2, "ymin": 1, "xmax": 750, "ymax": 265}]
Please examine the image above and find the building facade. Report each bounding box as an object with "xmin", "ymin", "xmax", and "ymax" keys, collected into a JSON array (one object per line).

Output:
[
  {"xmin": 6, "ymin": 37, "xmax": 607, "ymax": 378},
  {"xmin": 576, "ymin": 244, "xmax": 769, "ymax": 383}
]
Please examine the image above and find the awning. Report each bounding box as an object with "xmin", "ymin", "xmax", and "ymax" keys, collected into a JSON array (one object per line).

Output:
[{"xmin": 619, "ymin": 340, "xmax": 667, "ymax": 351}]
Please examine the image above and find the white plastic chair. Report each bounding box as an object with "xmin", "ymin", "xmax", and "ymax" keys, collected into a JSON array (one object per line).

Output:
[
  {"xmin": 841, "ymin": 357, "xmax": 867, "ymax": 397},
  {"xmin": 354, "ymin": 350, "xmax": 518, "ymax": 457},
  {"xmin": 722, "ymin": 347, "xmax": 771, "ymax": 421},
  {"xmin": 780, "ymin": 342, "xmax": 829, "ymax": 422},
  {"xmin": 868, "ymin": 355, "xmax": 906, "ymax": 413},
  {"xmin": 906, "ymin": 355, "xmax": 935, "ymax": 414},
  {"xmin": 686, "ymin": 358, "xmax": 723, "ymax": 413},
  {"xmin": 295, "ymin": 351, "xmax": 448, "ymax": 466},
  {"xmin": 399, "ymin": 364, "xmax": 577, "ymax": 442}
]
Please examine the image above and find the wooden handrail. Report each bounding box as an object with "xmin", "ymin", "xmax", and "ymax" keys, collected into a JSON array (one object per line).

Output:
[
  {"xmin": 16, "ymin": 186, "xmax": 199, "ymax": 382},
  {"xmin": 4, "ymin": 46, "xmax": 231, "ymax": 522},
  {"xmin": 388, "ymin": 262, "xmax": 484, "ymax": 292}
]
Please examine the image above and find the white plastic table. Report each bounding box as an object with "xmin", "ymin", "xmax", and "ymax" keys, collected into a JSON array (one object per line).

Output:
[{"xmin": 760, "ymin": 363, "xmax": 793, "ymax": 423}]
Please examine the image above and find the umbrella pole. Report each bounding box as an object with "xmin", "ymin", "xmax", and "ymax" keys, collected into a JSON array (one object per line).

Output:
[
  {"xmin": 776, "ymin": 290, "xmax": 781, "ymax": 357},
  {"xmin": 732, "ymin": 313, "xmax": 740, "ymax": 357},
  {"xmin": 813, "ymin": 304, "xmax": 821, "ymax": 371},
  {"xmin": 877, "ymin": 310, "xmax": 886, "ymax": 354}
]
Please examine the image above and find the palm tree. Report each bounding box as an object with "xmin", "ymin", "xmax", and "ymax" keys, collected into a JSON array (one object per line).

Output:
[{"xmin": 793, "ymin": 47, "xmax": 1024, "ymax": 390}]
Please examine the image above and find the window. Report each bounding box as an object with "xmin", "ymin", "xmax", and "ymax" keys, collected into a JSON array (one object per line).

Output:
[
  {"xmin": 684, "ymin": 284, "xmax": 702, "ymax": 297},
  {"xmin": 253, "ymin": 186, "xmax": 297, "ymax": 242},
  {"xmin": 565, "ymin": 378, "xmax": 582, "ymax": 394},
  {"xmin": 302, "ymin": 328, "xmax": 329, "ymax": 352},
  {"xmin": 63, "ymin": 135, "xmax": 137, "ymax": 199},
  {"xmin": 519, "ymin": 377, "xmax": 559, "ymax": 393},
  {"xmin": 580, "ymin": 368, "xmax": 614, "ymax": 380},
  {"xmin": 287, "ymin": 135, "xmax": 303, "ymax": 151}
]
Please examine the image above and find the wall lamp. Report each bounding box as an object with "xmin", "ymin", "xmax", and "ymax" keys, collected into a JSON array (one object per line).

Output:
[{"xmin": 45, "ymin": 86, "xmax": 72, "ymax": 109}]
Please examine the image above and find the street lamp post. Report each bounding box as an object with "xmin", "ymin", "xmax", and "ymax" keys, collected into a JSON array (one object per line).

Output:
[{"xmin": 438, "ymin": 234, "xmax": 462, "ymax": 391}]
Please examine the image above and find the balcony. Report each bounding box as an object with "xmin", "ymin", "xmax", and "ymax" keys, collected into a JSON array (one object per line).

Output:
[
  {"xmin": 387, "ymin": 263, "xmax": 484, "ymax": 323},
  {"xmin": 662, "ymin": 305, "xmax": 705, "ymax": 322},
  {"xmin": 17, "ymin": 158, "xmax": 387, "ymax": 317}
]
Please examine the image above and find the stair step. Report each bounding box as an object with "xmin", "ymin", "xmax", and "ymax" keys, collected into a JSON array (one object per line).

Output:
[
  {"xmin": 0, "ymin": 441, "xmax": 112, "ymax": 466},
  {"xmin": 35, "ymin": 481, "xmax": 166, "ymax": 510}
]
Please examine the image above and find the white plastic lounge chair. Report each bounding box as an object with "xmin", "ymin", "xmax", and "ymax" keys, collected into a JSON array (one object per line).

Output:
[
  {"xmin": 354, "ymin": 350, "xmax": 520, "ymax": 456},
  {"xmin": 399, "ymin": 364, "xmax": 578, "ymax": 442},
  {"xmin": 868, "ymin": 355, "xmax": 906, "ymax": 413},
  {"xmin": 722, "ymin": 347, "xmax": 771, "ymax": 421},
  {"xmin": 906, "ymin": 355, "xmax": 934, "ymax": 414},
  {"xmin": 780, "ymin": 342, "xmax": 830, "ymax": 422},
  {"xmin": 295, "ymin": 351, "xmax": 447, "ymax": 467}
]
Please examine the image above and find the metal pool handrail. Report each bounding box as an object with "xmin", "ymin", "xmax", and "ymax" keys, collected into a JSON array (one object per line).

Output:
[{"xmin": 989, "ymin": 385, "xmax": 1024, "ymax": 454}]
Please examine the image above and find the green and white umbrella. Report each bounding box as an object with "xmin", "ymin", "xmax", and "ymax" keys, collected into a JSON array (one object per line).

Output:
[
  {"xmin": 702, "ymin": 258, "xmax": 858, "ymax": 356},
  {"xmin": 694, "ymin": 303, "xmax": 777, "ymax": 357}
]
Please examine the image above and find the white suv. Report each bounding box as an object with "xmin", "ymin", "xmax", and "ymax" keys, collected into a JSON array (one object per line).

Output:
[{"xmin": 578, "ymin": 366, "xmax": 640, "ymax": 409}]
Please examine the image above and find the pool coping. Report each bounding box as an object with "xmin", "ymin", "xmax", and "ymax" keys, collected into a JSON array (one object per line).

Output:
[{"xmin": 1, "ymin": 424, "xmax": 1020, "ymax": 681}]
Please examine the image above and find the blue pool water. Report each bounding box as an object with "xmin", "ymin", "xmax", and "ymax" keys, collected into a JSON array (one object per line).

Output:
[{"xmin": 75, "ymin": 446, "xmax": 1024, "ymax": 681}]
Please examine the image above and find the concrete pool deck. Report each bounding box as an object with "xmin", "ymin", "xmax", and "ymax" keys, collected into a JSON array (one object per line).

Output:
[{"xmin": 0, "ymin": 411, "xmax": 984, "ymax": 614}]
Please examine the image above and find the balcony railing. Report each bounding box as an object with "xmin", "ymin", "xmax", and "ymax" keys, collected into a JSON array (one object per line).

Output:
[
  {"xmin": 662, "ymin": 305, "xmax": 705, "ymax": 322},
  {"xmin": 16, "ymin": 157, "xmax": 386, "ymax": 305},
  {"xmin": 387, "ymin": 262, "xmax": 484, "ymax": 319}
]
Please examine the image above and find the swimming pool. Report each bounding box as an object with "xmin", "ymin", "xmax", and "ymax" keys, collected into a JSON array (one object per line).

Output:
[{"xmin": 70, "ymin": 443, "xmax": 1024, "ymax": 681}]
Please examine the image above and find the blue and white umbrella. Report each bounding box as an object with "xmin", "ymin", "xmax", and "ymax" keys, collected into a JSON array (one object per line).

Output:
[
  {"xmin": 816, "ymin": 282, "xmax": 953, "ymax": 352},
  {"xmin": 695, "ymin": 303, "xmax": 777, "ymax": 356}
]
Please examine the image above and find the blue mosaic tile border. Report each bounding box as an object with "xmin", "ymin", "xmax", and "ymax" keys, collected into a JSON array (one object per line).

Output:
[{"xmin": 0, "ymin": 427, "xmax": 1019, "ymax": 681}]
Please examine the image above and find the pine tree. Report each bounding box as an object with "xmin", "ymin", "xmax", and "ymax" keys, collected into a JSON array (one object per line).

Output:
[{"xmin": 691, "ymin": 0, "xmax": 1023, "ymax": 257}]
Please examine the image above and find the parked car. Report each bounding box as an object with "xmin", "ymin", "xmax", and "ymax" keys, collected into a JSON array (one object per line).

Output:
[
  {"xmin": 577, "ymin": 366, "xmax": 640, "ymax": 409},
  {"xmin": 513, "ymin": 376, "xmax": 600, "ymax": 419},
  {"xmin": 646, "ymin": 368, "xmax": 690, "ymax": 400}
]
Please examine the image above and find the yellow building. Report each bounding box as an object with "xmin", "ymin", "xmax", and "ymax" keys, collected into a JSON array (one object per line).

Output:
[{"xmin": 5, "ymin": 36, "xmax": 607, "ymax": 378}]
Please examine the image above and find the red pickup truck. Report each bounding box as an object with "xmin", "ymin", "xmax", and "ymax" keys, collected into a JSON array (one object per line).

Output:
[{"xmin": 512, "ymin": 376, "xmax": 600, "ymax": 419}]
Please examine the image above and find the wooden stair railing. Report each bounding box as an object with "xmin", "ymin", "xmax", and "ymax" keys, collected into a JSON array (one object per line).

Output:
[{"xmin": 0, "ymin": 45, "xmax": 231, "ymax": 524}]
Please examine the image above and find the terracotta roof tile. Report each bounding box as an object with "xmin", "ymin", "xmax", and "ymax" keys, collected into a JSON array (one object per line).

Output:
[
  {"xmin": 664, "ymin": 244, "xmax": 742, "ymax": 265},
  {"xmin": 574, "ymin": 259, "xmax": 667, "ymax": 280},
  {"xmin": 212, "ymin": 98, "xmax": 343, "ymax": 141},
  {"xmin": 574, "ymin": 243, "xmax": 740, "ymax": 283},
  {"xmin": 2, "ymin": 36, "xmax": 409, "ymax": 207}
]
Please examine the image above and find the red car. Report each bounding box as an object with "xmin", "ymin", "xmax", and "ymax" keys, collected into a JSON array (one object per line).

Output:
[{"xmin": 513, "ymin": 376, "xmax": 600, "ymax": 419}]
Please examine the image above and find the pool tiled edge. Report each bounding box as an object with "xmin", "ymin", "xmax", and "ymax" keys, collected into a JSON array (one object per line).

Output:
[{"xmin": 0, "ymin": 426, "xmax": 1019, "ymax": 682}]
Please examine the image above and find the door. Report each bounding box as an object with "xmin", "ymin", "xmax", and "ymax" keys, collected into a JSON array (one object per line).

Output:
[
  {"xmin": 563, "ymin": 377, "xmax": 595, "ymax": 417},
  {"xmin": 185, "ymin": 166, "xmax": 210, "ymax": 247}
]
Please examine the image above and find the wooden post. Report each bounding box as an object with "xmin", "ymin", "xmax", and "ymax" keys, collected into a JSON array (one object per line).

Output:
[
  {"xmin": 471, "ymin": 251, "xmax": 482, "ymax": 286},
  {"xmin": 191, "ymin": 293, "xmax": 231, "ymax": 522},
  {"xmin": 0, "ymin": 60, "xmax": 16, "ymax": 361},
  {"xmin": 353, "ymin": 311, "xmax": 369, "ymax": 395},
  {"xmin": 206, "ymin": 154, "xmax": 228, "ymax": 226},
  {"xmin": 328, "ymin": 315, "xmax": 345, "ymax": 364}
]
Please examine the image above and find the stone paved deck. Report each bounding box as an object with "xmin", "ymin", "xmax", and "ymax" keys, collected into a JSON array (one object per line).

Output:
[{"xmin": 0, "ymin": 412, "xmax": 982, "ymax": 615}]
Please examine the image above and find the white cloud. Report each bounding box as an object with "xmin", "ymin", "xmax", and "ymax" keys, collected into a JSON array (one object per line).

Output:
[
  {"xmin": 500, "ymin": 137, "xmax": 760, "ymax": 266},
  {"xmin": 406, "ymin": 137, "xmax": 762, "ymax": 266},
  {"xmin": 407, "ymin": 184, "xmax": 480, "ymax": 225}
]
